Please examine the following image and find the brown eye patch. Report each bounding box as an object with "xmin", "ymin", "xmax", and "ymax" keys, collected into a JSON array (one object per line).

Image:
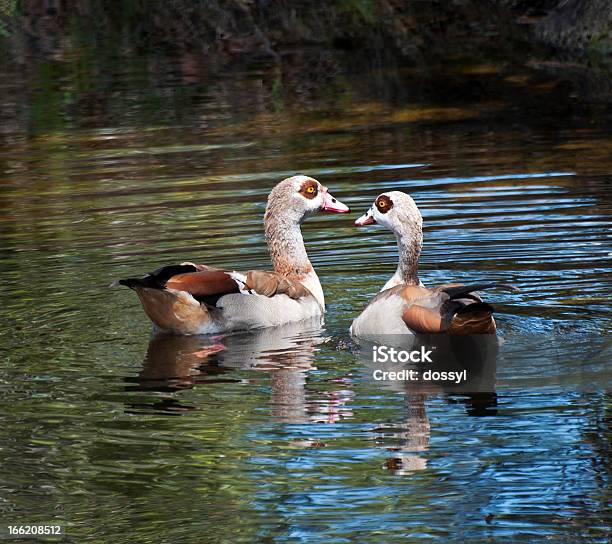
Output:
[
  {"xmin": 299, "ymin": 180, "xmax": 319, "ymax": 199},
  {"xmin": 375, "ymin": 195, "xmax": 393, "ymax": 213}
]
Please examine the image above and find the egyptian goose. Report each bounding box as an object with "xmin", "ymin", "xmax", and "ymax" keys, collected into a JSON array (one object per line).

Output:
[
  {"xmin": 350, "ymin": 191, "xmax": 517, "ymax": 337},
  {"xmin": 115, "ymin": 175, "xmax": 349, "ymax": 335}
]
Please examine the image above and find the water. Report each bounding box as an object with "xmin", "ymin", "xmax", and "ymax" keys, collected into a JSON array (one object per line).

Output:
[{"xmin": 0, "ymin": 50, "xmax": 610, "ymax": 543}]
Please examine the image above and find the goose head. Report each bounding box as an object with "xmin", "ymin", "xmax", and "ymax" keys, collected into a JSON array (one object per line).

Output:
[
  {"xmin": 354, "ymin": 191, "xmax": 422, "ymax": 234},
  {"xmin": 265, "ymin": 175, "xmax": 349, "ymax": 225},
  {"xmin": 264, "ymin": 175, "xmax": 349, "ymax": 278},
  {"xmin": 355, "ymin": 191, "xmax": 424, "ymax": 287}
]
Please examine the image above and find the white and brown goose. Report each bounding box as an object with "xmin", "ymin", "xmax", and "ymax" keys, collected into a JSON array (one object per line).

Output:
[
  {"xmin": 350, "ymin": 191, "xmax": 517, "ymax": 337},
  {"xmin": 115, "ymin": 175, "xmax": 349, "ymax": 335}
]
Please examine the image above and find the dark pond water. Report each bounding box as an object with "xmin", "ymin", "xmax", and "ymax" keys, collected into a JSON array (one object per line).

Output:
[{"xmin": 0, "ymin": 48, "xmax": 610, "ymax": 542}]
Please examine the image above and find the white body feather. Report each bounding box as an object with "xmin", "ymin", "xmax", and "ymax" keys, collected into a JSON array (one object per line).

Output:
[{"xmin": 350, "ymin": 293, "xmax": 413, "ymax": 337}]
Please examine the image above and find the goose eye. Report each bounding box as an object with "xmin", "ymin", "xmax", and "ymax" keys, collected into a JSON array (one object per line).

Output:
[
  {"xmin": 375, "ymin": 196, "xmax": 393, "ymax": 213},
  {"xmin": 301, "ymin": 182, "xmax": 319, "ymax": 199}
]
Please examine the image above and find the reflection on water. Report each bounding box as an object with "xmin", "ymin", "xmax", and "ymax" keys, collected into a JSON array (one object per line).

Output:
[
  {"xmin": 0, "ymin": 44, "xmax": 610, "ymax": 542},
  {"xmin": 381, "ymin": 394, "xmax": 430, "ymax": 475}
]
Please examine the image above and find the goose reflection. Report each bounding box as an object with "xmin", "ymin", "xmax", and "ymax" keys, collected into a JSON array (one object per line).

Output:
[
  {"xmin": 380, "ymin": 393, "xmax": 430, "ymax": 475},
  {"xmin": 128, "ymin": 318, "xmax": 331, "ymax": 420},
  {"xmin": 358, "ymin": 334, "xmax": 500, "ymax": 474},
  {"xmin": 136, "ymin": 334, "xmax": 227, "ymax": 390},
  {"xmin": 218, "ymin": 317, "xmax": 325, "ymax": 423}
]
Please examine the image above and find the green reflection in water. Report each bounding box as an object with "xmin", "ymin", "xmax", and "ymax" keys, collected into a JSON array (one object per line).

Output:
[{"xmin": 0, "ymin": 40, "xmax": 610, "ymax": 543}]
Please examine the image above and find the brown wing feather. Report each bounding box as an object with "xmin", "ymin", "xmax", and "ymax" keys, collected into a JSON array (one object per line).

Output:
[
  {"xmin": 402, "ymin": 304, "xmax": 445, "ymax": 333},
  {"xmin": 165, "ymin": 267, "xmax": 311, "ymax": 301},
  {"xmin": 165, "ymin": 270, "xmax": 239, "ymax": 297},
  {"xmin": 245, "ymin": 270, "xmax": 312, "ymax": 299},
  {"xmin": 445, "ymin": 302, "xmax": 496, "ymax": 334},
  {"xmin": 370, "ymin": 284, "xmax": 448, "ymax": 334},
  {"xmin": 398, "ymin": 283, "xmax": 497, "ymax": 335}
]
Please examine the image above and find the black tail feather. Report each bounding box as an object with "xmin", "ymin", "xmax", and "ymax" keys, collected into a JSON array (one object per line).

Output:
[
  {"xmin": 114, "ymin": 264, "xmax": 198, "ymax": 290},
  {"xmin": 455, "ymin": 301, "xmax": 495, "ymax": 315},
  {"xmin": 442, "ymin": 283, "xmax": 519, "ymax": 301}
]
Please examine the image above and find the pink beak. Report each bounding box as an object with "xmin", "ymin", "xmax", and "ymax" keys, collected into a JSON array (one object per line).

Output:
[
  {"xmin": 321, "ymin": 190, "xmax": 350, "ymax": 213},
  {"xmin": 355, "ymin": 209, "xmax": 376, "ymax": 226}
]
